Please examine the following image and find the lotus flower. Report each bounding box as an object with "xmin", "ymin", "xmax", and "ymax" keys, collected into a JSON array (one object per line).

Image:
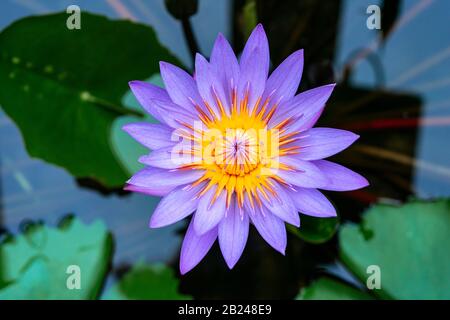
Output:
[{"xmin": 123, "ymin": 24, "xmax": 368, "ymax": 274}]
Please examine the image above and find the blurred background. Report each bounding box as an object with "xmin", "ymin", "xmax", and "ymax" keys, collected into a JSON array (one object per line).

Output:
[{"xmin": 0, "ymin": 0, "xmax": 449, "ymax": 299}]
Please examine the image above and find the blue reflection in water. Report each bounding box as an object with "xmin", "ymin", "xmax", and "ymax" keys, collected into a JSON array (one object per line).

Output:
[{"xmin": 336, "ymin": 0, "xmax": 450, "ymax": 197}]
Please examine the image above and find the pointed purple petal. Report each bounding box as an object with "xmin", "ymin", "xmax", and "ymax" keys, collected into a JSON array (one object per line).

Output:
[
  {"xmin": 127, "ymin": 167, "xmax": 205, "ymax": 196},
  {"xmin": 238, "ymin": 47, "xmax": 267, "ymax": 113},
  {"xmin": 249, "ymin": 206, "xmax": 287, "ymax": 254},
  {"xmin": 294, "ymin": 128, "xmax": 359, "ymax": 160},
  {"xmin": 195, "ymin": 53, "xmax": 228, "ymax": 116},
  {"xmin": 313, "ymin": 160, "xmax": 369, "ymax": 191},
  {"xmin": 160, "ymin": 61, "xmax": 204, "ymax": 113},
  {"xmin": 122, "ymin": 123, "xmax": 174, "ymax": 150},
  {"xmin": 260, "ymin": 181, "xmax": 299, "ymax": 227},
  {"xmin": 240, "ymin": 24, "xmax": 269, "ymax": 77},
  {"xmin": 270, "ymin": 84, "xmax": 335, "ymax": 132},
  {"xmin": 289, "ymin": 187, "xmax": 337, "ymax": 217},
  {"xmin": 180, "ymin": 219, "xmax": 217, "ymax": 275},
  {"xmin": 277, "ymin": 156, "xmax": 329, "ymax": 188},
  {"xmin": 263, "ymin": 49, "xmax": 304, "ymax": 108},
  {"xmin": 128, "ymin": 81, "xmax": 170, "ymax": 122},
  {"xmin": 210, "ymin": 33, "xmax": 239, "ymax": 111},
  {"xmin": 194, "ymin": 185, "xmax": 227, "ymax": 235},
  {"xmin": 150, "ymin": 98, "xmax": 198, "ymax": 129},
  {"xmin": 124, "ymin": 183, "xmax": 167, "ymax": 197},
  {"xmin": 149, "ymin": 183, "xmax": 204, "ymax": 228},
  {"xmin": 239, "ymin": 24, "xmax": 269, "ymax": 112},
  {"xmin": 218, "ymin": 199, "xmax": 249, "ymax": 269},
  {"xmin": 139, "ymin": 145, "xmax": 197, "ymax": 169}
]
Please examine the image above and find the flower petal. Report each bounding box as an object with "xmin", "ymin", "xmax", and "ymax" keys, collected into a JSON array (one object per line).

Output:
[
  {"xmin": 127, "ymin": 82, "xmax": 199, "ymax": 128},
  {"xmin": 239, "ymin": 24, "xmax": 269, "ymax": 112},
  {"xmin": 139, "ymin": 145, "xmax": 197, "ymax": 169},
  {"xmin": 210, "ymin": 33, "xmax": 239, "ymax": 111},
  {"xmin": 160, "ymin": 61, "xmax": 204, "ymax": 113},
  {"xmin": 195, "ymin": 53, "xmax": 229, "ymax": 117},
  {"xmin": 149, "ymin": 183, "xmax": 204, "ymax": 228},
  {"xmin": 263, "ymin": 49, "xmax": 304, "ymax": 108},
  {"xmin": 249, "ymin": 205, "xmax": 287, "ymax": 254},
  {"xmin": 294, "ymin": 128, "xmax": 359, "ymax": 160},
  {"xmin": 180, "ymin": 218, "xmax": 217, "ymax": 275},
  {"xmin": 277, "ymin": 156, "xmax": 329, "ymax": 188},
  {"xmin": 260, "ymin": 181, "xmax": 300, "ymax": 227},
  {"xmin": 150, "ymin": 98, "xmax": 198, "ymax": 129},
  {"xmin": 313, "ymin": 160, "xmax": 369, "ymax": 191},
  {"xmin": 270, "ymin": 84, "xmax": 335, "ymax": 132},
  {"xmin": 122, "ymin": 122, "xmax": 174, "ymax": 150},
  {"xmin": 128, "ymin": 80, "xmax": 170, "ymax": 122},
  {"xmin": 239, "ymin": 47, "xmax": 268, "ymax": 113},
  {"xmin": 126, "ymin": 167, "xmax": 204, "ymax": 196},
  {"xmin": 240, "ymin": 24, "xmax": 269, "ymax": 77},
  {"xmin": 218, "ymin": 198, "xmax": 249, "ymax": 269},
  {"xmin": 194, "ymin": 185, "xmax": 227, "ymax": 235},
  {"xmin": 124, "ymin": 183, "xmax": 164, "ymax": 196},
  {"xmin": 289, "ymin": 187, "xmax": 337, "ymax": 217}
]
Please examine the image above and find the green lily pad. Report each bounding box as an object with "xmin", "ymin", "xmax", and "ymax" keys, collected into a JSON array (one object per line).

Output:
[
  {"xmin": 0, "ymin": 217, "xmax": 113, "ymax": 299},
  {"xmin": 0, "ymin": 12, "xmax": 179, "ymax": 188},
  {"xmin": 102, "ymin": 263, "xmax": 191, "ymax": 300},
  {"xmin": 340, "ymin": 199, "xmax": 450, "ymax": 299},
  {"xmin": 297, "ymin": 277, "xmax": 374, "ymax": 300},
  {"xmin": 288, "ymin": 214, "xmax": 339, "ymax": 244}
]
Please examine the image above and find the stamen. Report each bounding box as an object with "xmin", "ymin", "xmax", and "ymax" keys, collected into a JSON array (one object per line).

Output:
[
  {"xmin": 279, "ymin": 130, "xmax": 300, "ymax": 142},
  {"xmin": 180, "ymin": 85, "xmax": 300, "ymax": 209},
  {"xmin": 231, "ymin": 86, "xmax": 238, "ymax": 114},
  {"xmin": 278, "ymin": 137, "xmax": 301, "ymax": 147},
  {"xmin": 203, "ymin": 100, "xmax": 218, "ymax": 121},
  {"xmin": 263, "ymin": 105, "xmax": 277, "ymax": 124},
  {"xmin": 212, "ymin": 85, "xmax": 227, "ymax": 116},
  {"xmin": 279, "ymin": 146, "xmax": 300, "ymax": 155}
]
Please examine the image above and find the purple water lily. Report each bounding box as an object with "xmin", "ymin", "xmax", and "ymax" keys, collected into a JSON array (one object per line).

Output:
[{"xmin": 123, "ymin": 24, "xmax": 368, "ymax": 274}]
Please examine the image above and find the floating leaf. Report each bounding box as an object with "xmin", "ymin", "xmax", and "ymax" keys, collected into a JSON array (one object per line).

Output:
[
  {"xmin": 288, "ymin": 214, "xmax": 339, "ymax": 244},
  {"xmin": 0, "ymin": 217, "xmax": 113, "ymax": 299},
  {"xmin": 103, "ymin": 263, "xmax": 191, "ymax": 300},
  {"xmin": 0, "ymin": 12, "xmax": 180, "ymax": 188},
  {"xmin": 340, "ymin": 199, "xmax": 450, "ymax": 299},
  {"xmin": 297, "ymin": 277, "xmax": 373, "ymax": 300}
]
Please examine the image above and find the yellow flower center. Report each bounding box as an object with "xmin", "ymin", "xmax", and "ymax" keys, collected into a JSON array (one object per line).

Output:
[{"xmin": 179, "ymin": 89, "xmax": 300, "ymax": 208}]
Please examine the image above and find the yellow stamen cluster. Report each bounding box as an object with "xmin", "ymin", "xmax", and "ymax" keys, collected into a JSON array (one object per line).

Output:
[{"xmin": 180, "ymin": 88, "xmax": 300, "ymax": 209}]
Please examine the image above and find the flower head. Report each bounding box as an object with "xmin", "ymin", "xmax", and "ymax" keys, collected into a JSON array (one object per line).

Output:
[{"xmin": 124, "ymin": 24, "xmax": 368, "ymax": 274}]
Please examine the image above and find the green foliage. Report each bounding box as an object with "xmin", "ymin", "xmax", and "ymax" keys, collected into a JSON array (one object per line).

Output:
[
  {"xmin": 288, "ymin": 214, "xmax": 339, "ymax": 244},
  {"xmin": 297, "ymin": 277, "xmax": 373, "ymax": 300},
  {"xmin": 103, "ymin": 263, "xmax": 191, "ymax": 300},
  {"xmin": 0, "ymin": 217, "xmax": 113, "ymax": 299},
  {"xmin": 339, "ymin": 199, "xmax": 450, "ymax": 299},
  {"xmin": 297, "ymin": 199, "xmax": 450, "ymax": 300},
  {"xmin": 0, "ymin": 12, "xmax": 179, "ymax": 188}
]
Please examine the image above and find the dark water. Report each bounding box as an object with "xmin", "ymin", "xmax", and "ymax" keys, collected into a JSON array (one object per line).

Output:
[{"xmin": 1, "ymin": 0, "xmax": 449, "ymax": 298}]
